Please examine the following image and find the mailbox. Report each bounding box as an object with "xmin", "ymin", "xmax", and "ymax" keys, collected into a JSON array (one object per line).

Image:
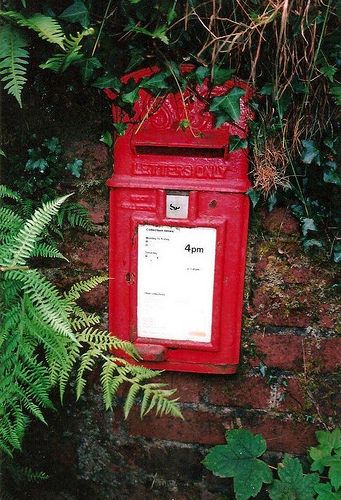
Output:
[{"xmin": 107, "ymin": 67, "xmax": 252, "ymax": 374}]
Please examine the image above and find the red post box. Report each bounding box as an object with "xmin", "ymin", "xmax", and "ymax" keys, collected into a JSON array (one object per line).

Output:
[{"xmin": 107, "ymin": 67, "xmax": 252, "ymax": 374}]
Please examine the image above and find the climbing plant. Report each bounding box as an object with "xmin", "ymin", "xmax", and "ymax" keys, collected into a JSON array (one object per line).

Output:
[
  {"xmin": 203, "ymin": 427, "xmax": 341, "ymax": 500},
  {"xmin": 0, "ymin": 0, "xmax": 339, "ymax": 261}
]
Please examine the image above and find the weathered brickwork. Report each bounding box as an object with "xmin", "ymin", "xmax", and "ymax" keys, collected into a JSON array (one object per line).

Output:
[{"xmin": 13, "ymin": 91, "xmax": 340, "ymax": 499}]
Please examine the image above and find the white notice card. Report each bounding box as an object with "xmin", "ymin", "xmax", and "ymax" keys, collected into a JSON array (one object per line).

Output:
[{"xmin": 137, "ymin": 225, "xmax": 217, "ymax": 342}]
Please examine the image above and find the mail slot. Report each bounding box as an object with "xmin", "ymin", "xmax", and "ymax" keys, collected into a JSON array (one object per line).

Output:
[{"xmin": 106, "ymin": 66, "xmax": 253, "ymax": 374}]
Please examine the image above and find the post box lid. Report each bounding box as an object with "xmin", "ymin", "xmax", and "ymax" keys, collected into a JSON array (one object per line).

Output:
[{"xmin": 106, "ymin": 66, "xmax": 253, "ymax": 193}]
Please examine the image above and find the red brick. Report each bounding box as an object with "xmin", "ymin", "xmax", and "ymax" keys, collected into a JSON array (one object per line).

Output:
[
  {"xmin": 244, "ymin": 415, "xmax": 318, "ymax": 454},
  {"xmin": 251, "ymin": 333, "xmax": 341, "ymax": 372},
  {"xmin": 79, "ymin": 199, "xmax": 107, "ymax": 224},
  {"xmin": 208, "ymin": 375, "xmax": 271, "ymax": 409},
  {"xmin": 125, "ymin": 408, "xmax": 227, "ymax": 445},
  {"xmin": 63, "ymin": 234, "xmax": 108, "ymax": 270},
  {"xmin": 261, "ymin": 207, "xmax": 300, "ymax": 235},
  {"xmin": 80, "ymin": 281, "xmax": 108, "ymax": 310},
  {"xmin": 277, "ymin": 377, "xmax": 305, "ymax": 412},
  {"xmin": 125, "ymin": 407, "xmax": 318, "ymax": 454},
  {"xmin": 154, "ymin": 373, "xmax": 204, "ymax": 404}
]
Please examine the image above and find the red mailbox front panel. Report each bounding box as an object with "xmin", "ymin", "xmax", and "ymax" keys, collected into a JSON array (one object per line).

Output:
[{"xmin": 107, "ymin": 67, "xmax": 252, "ymax": 374}]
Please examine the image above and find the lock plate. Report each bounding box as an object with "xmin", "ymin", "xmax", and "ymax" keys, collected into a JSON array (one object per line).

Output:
[{"xmin": 166, "ymin": 191, "xmax": 189, "ymax": 219}]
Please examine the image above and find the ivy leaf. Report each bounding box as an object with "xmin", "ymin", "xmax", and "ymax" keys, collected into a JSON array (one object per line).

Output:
[
  {"xmin": 329, "ymin": 85, "xmax": 341, "ymax": 105},
  {"xmin": 92, "ymin": 75, "xmax": 121, "ymax": 92},
  {"xmin": 315, "ymin": 482, "xmax": 341, "ymax": 500},
  {"xmin": 320, "ymin": 65, "xmax": 337, "ymax": 82},
  {"xmin": 323, "ymin": 161, "xmax": 341, "ymax": 186},
  {"xmin": 100, "ymin": 131, "xmax": 113, "ymax": 147},
  {"xmin": 247, "ymin": 188, "xmax": 261, "ymax": 208},
  {"xmin": 203, "ymin": 429, "xmax": 273, "ymax": 500},
  {"xmin": 121, "ymin": 87, "xmax": 139, "ymax": 105},
  {"xmin": 210, "ymin": 87, "xmax": 245, "ymax": 124},
  {"xmin": 301, "ymin": 139, "xmax": 321, "ymax": 165},
  {"xmin": 301, "ymin": 218, "xmax": 318, "ymax": 236},
  {"xmin": 133, "ymin": 25, "xmax": 169, "ymax": 44},
  {"xmin": 269, "ymin": 455, "xmax": 319, "ymax": 500},
  {"xmin": 78, "ymin": 56, "xmax": 102, "ymax": 84},
  {"xmin": 195, "ymin": 66, "xmax": 210, "ymax": 84},
  {"xmin": 113, "ymin": 123, "xmax": 128, "ymax": 136},
  {"xmin": 140, "ymin": 71, "xmax": 170, "ymax": 92},
  {"xmin": 59, "ymin": 0, "xmax": 90, "ymax": 28},
  {"xmin": 260, "ymin": 83, "xmax": 273, "ymax": 95},
  {"xmin": 42, "ymin": 137, "xmax": 61, "ymax": 154},
  {"xmin": 332, "ymin": 242, "xmax": 341, "ymax": 264},
  {"xmin": 212, "ymin": 67, "xmax": 235, "ymax": 85},
  {"xmin": 230, "ymin": 135, "xmax": 248, "ymax": 152},
  {"xmin": 66, "ymin": 159, "xmax": 83, "ymax": 178}
]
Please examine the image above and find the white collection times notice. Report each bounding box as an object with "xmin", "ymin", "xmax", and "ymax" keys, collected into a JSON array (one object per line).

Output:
[{"xmin": 137, "ymin": 224, "xmax": 217, "ymax": 343}]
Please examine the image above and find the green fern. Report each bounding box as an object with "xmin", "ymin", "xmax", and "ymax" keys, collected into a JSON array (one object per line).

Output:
[
  {"xmin": 0, "ymin": 185, "xmax": 182, "ymax": 456},
  {"xmin": 0, "ymin": 11, "xmax": 65, "ymax": 49},
  {"xmin": 0, "ymin": 24, "xmax": 28, "ymax": 107},
  {"xmin": 40, "ymin": 28, "xmax": 94, "ymax": 73}
]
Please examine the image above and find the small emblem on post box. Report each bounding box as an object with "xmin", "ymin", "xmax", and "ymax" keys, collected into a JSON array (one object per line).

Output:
[
  {"xmin": 107, "ymin": 66, "xmax": 252, "ymax": 374},
  {"xmin": 166, "ymin": 191, "xmax": 189, "ymax": 219}
]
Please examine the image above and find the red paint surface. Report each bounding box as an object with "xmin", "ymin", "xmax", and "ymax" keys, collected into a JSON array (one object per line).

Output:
[{"xmin": 107, "ymin": 67, "xmax": 252, "ymax": 374}]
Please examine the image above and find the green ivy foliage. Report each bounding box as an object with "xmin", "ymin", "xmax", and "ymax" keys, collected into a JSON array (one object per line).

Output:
[
  {"xmin": 203, "ymin": 427, "xmax": 341, "ymax": 500},
  {"xmin": 0, "ymin": 0, "xmax": 339, "ymax": 261}
]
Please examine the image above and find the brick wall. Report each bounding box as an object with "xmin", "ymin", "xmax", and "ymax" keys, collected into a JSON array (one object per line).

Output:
[{"xmin": 9, "ymin": 87, "xmax": 340, "ymax": 499}]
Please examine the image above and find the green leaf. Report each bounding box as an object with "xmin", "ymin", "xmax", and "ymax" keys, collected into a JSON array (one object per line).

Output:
[
  {"xmin": 303, "ymin": 239, "xmax": 324, "ymax": 251},
  {"xmin": 323, "ymin": 161, "xmax": 341, "ymax": 186},
  {"xmin": 195, "ymin": 66, "xmax": 210, "ymax": 84},
  {"xmin": 269, "ymin": 455, "xmax": 319, "ymax": 500},
  {"xmin": 213, "ymin": 67, "xmax": 235, "ymax": 85},
  {"xmin": 329, "ymin": 85, "xmax": 341, "ymax": 105},
  {"xmin": 301, "ymin": 218, "xmax": 318, "ymax": 236},
  {"xmin": 332, "ymin": 242, "xmax": 341, "ymax": 264},
  {"xmin": 0, "ymin": 148, "xmax": 6, "ymax": 157},
  {"xmin": 203, "ymin": 429, "xmax": 272, "ymax": 500},
  {"xmin": 0, "ymin": 25, "xmax": 29, "ymax": 107},
  {"xmin": 66, "ymin": 159, "xmax": 83, "ymax": 178},
  {"xmin": 20, "ymin": 14, "xmax": 65, "ymax": 49},
  {"xmin": 247, "ymin": 188, "xmax": 261, "ymax": 208},
  {"xmin": 43, "ymin": 137, "xmax": 62, "ymax": 154},
  {"xmin": 121, "ymin": 87, "xmax": 139, "ymax": 105},
  {"xmin": 179, "ymin": 119, "xmax": 190, "ymax": 130},
  {"xmin": 320, "ymin": 65, "xmax": 337, "ymax": 82},
  {"xmin": 301, "ymin": 139, "xmax": 321, "ymax": 165},
  {"xmin": 140, "ymin": 71, "xmax": 170, "ymax": 92},
  {"xmin": 113, "ymin": 123, "xmax": 128, "ymax": 136},
  {"xmin": 329, "ymin": 461, "xmax": 341, "ymax": 490},
  {"xmin": 210, "ymin": 87, "xmax": 245, "ymax": 124},
  {"xmin": 100, "ymin": 131, "xmax": 113, "ymax": 147},
  {"xmin": 230, "ymin": 135, "xmax": 248, "ymax": 152},
  {"xmin": 92, "ymin": 75, "xmax": 121, "ymax": 91},
  {"xmin": 78, "ymin": 56, "xmax": 102, "ymax": 84},
  {"xmin": 133, "ymin": 25, "xmax": 169, "ymax": 44},
  {"xmin": 315, "ymin": 482, "xmax": 341, "ymax": 500},
  {"xmin": 260, "ymin": 83, "xmax": 273, "ymax": 95},
  {"xmin": 59, "ymin": 0, "xmax": 90, "ymax": 28}
]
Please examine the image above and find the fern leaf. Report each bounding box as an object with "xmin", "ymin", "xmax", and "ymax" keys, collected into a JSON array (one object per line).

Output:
[
  {"xmin": 56, "ymin": 202, "xmax": 94, "ymax": 232},
  {"xmin": 31, "ymin": 242, "xmax": 68, "ymax": 261},
  {"xmin": 5, "ymin": 193, "xmax": 72, "ymax": 266},
  {"xmin": 64, "ymin": 275, "xmax": 107, "ymax": 302},
  {"xmin": 0, "ymin": 185, "xmax": 20, "ymax": 200},
  {"xmin": 124, "ymin": 383, "xmax": 140, "ymax": 419},
  {"xmin": 18, "ymin": 14, "xmax": 65, "ymax": 49},
  {"xmin": 0, "ymin": 25, "xmax": 28, "ymax": 107},
  {"xmin": 40, "ymin": 28, "xmax": 94, "ymax": 73},
  {"xmin": 76, "ymin": 346, "xmax": 101, "ymax": 399}
]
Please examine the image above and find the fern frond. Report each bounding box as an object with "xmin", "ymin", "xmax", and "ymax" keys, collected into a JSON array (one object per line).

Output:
[
  {"xmin": 6, "ymin": 269, "xmax": 75, "ymax": 341},
  {"xmin": 0, "ymin": 24, "xmax": 28, "ymax": 106},
  {"xmin": 0, "ymin": 185, "xmax": 20, "ymax": 200},
  {"xmin": 123, "ymin": 383, "xmax": 140, "ymax": 419},
  {"xmin": 64, "ymin": 275, "xmax": 107, "ymax": 302},
  {"xmin": 56, "ymin": 202, "xmax": 94, "ymax": 232},
  {"xmin": 0, "ymin": 207, "xmax": 23, "ymax": 235},
  {"xmin": 100, "ymin": 359, "xmax": 119, "ymax": 410},
  {"xmin": 5, "ymin": 193, "xmax": 72, "ymax": 266},
  {"xmin": 76, "ymin": 346, "xmax": 101, "ymax": 399},
  {"xmin": 16, "ymin": 13, "xmax": 65, "ymax": 49},
  {"xmin": 31, "ymin": 242, "xmax": 68, "ymax": 261},
  {"xmin": 40, "ymin": 28, "xmax": 94, "ymax": 73}
]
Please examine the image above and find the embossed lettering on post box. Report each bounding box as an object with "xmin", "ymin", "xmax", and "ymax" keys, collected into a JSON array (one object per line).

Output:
[{"xmin": 106, "ymin": 66, "xmax": 253, "ymax": 374}]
